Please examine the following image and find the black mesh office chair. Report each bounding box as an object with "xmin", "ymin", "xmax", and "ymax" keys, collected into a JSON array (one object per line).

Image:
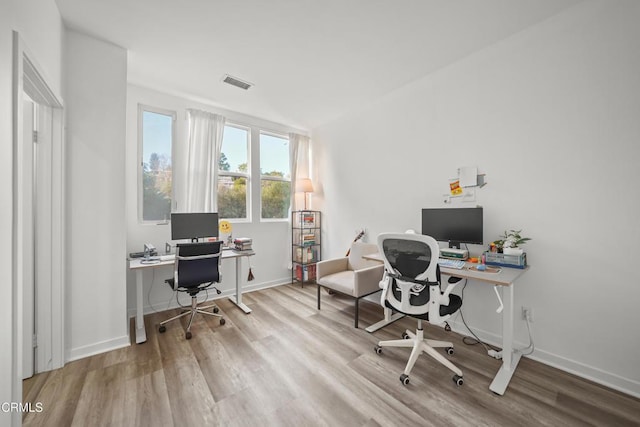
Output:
[
  {"xmin": 158, "ymin": 241, "xmax": 225, "ymax": 339},
  {"xmin": 374, "ymin": 233, "xmax": 464, "ymax": 386}
]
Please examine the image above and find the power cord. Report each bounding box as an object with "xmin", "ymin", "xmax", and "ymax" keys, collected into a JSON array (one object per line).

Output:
[
  {"xmin": 146, "ymin": 271, "xmax": 221, "ymax": 313},
  {"xmin": 458, "ymin": 279, "xmax": 501, "ymax": 354},
  {"xmin": 145, "ymin": 268, "xmax": 169, "ymax": 314},
  {"xmin": 458, "ymin": 278, "xmax": 536, "ymax": 358},
  {"xmin": 519, "ymin": 315, "xmax": 535, "ymax": 356}
]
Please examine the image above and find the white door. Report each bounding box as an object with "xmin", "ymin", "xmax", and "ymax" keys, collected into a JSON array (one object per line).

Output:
[
  {"xmin": 22, "ymin": 97, "xmax": 56, "ymax": 378},
  {"xmin": 21, "ymin": 97, "xmax": 36, "ymax": 380},
  {"xmin": 35, "ymin": 103, "xmax": 54, "ymax": 373}
]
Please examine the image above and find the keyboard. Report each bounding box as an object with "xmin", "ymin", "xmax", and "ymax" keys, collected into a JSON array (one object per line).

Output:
[{"xmin": 438, "ymin": 258, "xmax": 466, "ymax": 269}]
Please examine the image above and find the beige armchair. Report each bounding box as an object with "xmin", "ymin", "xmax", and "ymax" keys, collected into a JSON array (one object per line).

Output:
[{"xmin": 316, "ymin": 242, "xmax": 384, "ymax": 328}]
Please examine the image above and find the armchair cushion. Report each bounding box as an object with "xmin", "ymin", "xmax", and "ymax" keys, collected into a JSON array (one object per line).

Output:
[{"xmin": 318, "ymin": 270, "xmax": 356, "ymax": 295}]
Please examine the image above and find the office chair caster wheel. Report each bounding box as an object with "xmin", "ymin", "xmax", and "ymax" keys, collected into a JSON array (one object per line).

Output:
[
  {"xmin": 220, "ymin": 318, "xmax": 226, "ymax": 325},
  {"xmin": 453, "ymin": 375, "xmax": 463, "ymax": 386},
  {"xmin": 185, "ymin": 331, "xmax": 192, "ymax": 340},
  {"xmin": 213, "ymin": 307, "xmax": 219, "ymax": 314},
  {"xmin": 374, "ymin": 345, "xmax": 382, "ymax": 355},
  {"xmin": 400, "ymin": 374, "xmax": 410, "ymax": 385},
  {"xmin": 446, "ymin": 347, "xmax": 454, "ymax": 355},
  {"xmin": 402, "ymin": 332, "xmax": 410, "ymax": 339},
  {"xmin": 159, "ymin": 325, "xmax": 166, "ymax": 333}
]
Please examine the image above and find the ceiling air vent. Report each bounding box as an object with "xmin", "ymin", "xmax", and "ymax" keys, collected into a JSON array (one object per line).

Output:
[{"xmin": 222, "ymin": 74, "xmax": 253, "ymax": 90}]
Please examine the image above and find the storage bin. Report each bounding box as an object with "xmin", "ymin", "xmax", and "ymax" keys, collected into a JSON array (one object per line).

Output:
[{"xmin": 484, "ymin": 251, "xmax": 527, "ymax": 269}]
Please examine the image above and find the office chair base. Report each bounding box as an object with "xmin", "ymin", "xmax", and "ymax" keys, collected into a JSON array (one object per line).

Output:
[
  {"xmin": 375, "ymin": 326, "xmax": 463, "ymax": 385},
  {"xmin": 158, "ymin": 300, "xmax": 225, "ymax": 339}
]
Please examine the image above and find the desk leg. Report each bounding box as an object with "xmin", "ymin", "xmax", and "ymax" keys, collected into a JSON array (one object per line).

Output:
[
  {"xmin": 134, "ymin": 270, "xmax": 147, "ymax": 344},
  {"xmin": 365, "ymin": 307, "xmax": 404, "ymax": 333},
  {"xmin": 228, "ymin": 256, "xmax": 252, "ymax": 314},
  {"xmin": 489, "ymin": 282, "xmax": 522, "ymax": 395}
]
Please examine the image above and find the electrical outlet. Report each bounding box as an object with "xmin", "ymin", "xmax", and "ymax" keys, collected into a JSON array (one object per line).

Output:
[{"xmin": 521, "ymin": 306, "xmax": 534, "ymax": 322}]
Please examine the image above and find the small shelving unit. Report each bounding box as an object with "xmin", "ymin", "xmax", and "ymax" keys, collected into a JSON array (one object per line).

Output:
[{"xmin": 292, "ymin": 210, "xmax": 321, "ymax": 286}]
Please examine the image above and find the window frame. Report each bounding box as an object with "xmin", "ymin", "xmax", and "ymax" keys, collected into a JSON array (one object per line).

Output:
[
  {"xmin": 137, "ymin": 104, "xmax": 176, "ymax": 224},
  {"xmin": 218, "ymin": 123, "xmax": 251, "ymax": 222},
  {"xmin": 259, "ymin": 130, "xmax": 291, "ymax": 222}
]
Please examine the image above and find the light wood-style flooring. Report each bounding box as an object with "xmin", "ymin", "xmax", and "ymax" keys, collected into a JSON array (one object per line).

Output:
[{"xmin": 23, "ymin": 283, "xmax": 640, "ymax": 426}]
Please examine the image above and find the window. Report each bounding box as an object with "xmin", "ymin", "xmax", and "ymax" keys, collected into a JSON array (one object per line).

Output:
[
  {"xmin": 260, "ymin": 132, "xmax": 290, "ymax": 219},
  {"xmin": 140, "ymin": 107, "xmax": 174, "ymax": 222},
  {"xmin": 218, "ymin": 124, "xmax": 250, "ymax": 220}
]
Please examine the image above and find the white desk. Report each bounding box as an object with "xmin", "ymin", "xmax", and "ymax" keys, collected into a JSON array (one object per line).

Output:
[
  {"xmin": 128, "ymin": 249, "xmax": 255, "ymax": 344},
  {"xmin": 363, "ymin": 252, "xmax": 529, "ymax": 395}
]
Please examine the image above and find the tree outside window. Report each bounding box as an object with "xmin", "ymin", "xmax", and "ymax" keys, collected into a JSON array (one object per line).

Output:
[
  {"xmin": 260, "ymin": 133, "xmax": 290, "ymax": 219},
  {"xmin": 141, "ymin": 109, "xmax": 173, "ymax": 221},
  {"xmin": 218, "ymin": 125, "xmax": 249, "ymax": 219}
]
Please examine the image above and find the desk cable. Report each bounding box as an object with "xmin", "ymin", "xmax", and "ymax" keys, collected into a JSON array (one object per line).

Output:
[
  {"xmin": 459, "ymin": 279, "xmax": 500, "ymax": 353},
  {"xmin": 519, "ymin": 316, "xmax": 535, "ymax": 356},
  {"xmin": 459, "ymin": 278, "xmax": 536, "ymax": 358},
  {"xmin": 145, "ymin": 268, "xmax": 174, "ymax": 314}
]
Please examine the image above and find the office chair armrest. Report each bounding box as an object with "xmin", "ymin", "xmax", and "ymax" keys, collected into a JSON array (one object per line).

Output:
[
  {"xmin": 353, "ymin": 264, "xmax": 385, "ymax": 296},
  {"xmin": 316, "ymin": 257, "xmax": 349, "ymax": 279},
  {"xmin": 441, "ymin": 280, "xmax": 460, "ymax": 302}
]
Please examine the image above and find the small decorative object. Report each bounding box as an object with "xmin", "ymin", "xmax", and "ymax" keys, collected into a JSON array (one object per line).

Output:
[
  {"xmin": 492, "ymin": 230, "xmax": 531, "ymax": 255},
  {"xmin": 219, "ymin": 220, "xmax": 233, "ymax": 247},
  {"xmin": 247, "ymin": 258, "xmax": 255, "ymax": 281}
]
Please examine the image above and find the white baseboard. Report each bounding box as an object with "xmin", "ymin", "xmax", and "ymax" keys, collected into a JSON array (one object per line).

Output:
[
  {"xmin": 448, "ymin": 319, "xmax": 640, "ymax": 399},
  {"xmin": 66, "ymin": 335, "xmax": 130, "ymax": 363}
]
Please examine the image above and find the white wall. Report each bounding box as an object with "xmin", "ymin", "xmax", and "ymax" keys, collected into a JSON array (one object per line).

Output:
[
  {"xmin": 64, "ymin": 30, "xmax": 129, "ymax": 360},
  {"xmin": 313, "ymin": 0, "xmax": 640, "ymax": 397},
  {"xmin": 1, "ymin": 1, "xmax": 63, "ymax": 424},
  {"xmin": 125, "ymin": 85, "xmax": 300, "ymax": 318}
]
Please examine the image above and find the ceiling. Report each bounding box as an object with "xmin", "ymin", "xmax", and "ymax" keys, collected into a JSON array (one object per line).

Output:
[{"xmin": 55, "ymin": 0, "xmax": 582, "ymax": 130}]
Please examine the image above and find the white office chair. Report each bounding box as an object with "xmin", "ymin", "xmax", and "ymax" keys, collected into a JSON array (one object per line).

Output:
[{"xmin": 374, "ymin": 233, "xmax": 464, "ymax": 386}]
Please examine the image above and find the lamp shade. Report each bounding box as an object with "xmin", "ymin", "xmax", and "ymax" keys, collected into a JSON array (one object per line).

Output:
[{"xmin": 295, "ymin": 178, "xmax": 314, "ymax": 193}]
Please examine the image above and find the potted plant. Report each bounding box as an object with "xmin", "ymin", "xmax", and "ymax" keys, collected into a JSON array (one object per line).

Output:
[{"xmin": 493, "ymin": 230, "xmax": 531, "ymax": 255}]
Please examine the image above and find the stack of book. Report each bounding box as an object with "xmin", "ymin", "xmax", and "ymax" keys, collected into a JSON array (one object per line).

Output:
[
  {"xmin": 233, "ymin": 237, "xmax": 253, "ymax": 251},
  {"xmin": 295, "ymin": 264, "xmax": 317, "ymax": 282},
  {"xmin": 302, "ymin": 233, "xmax": 316, "ymax": 246}
]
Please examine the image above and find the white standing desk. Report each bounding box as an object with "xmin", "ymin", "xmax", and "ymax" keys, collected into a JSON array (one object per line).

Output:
[
  {"xmin": 363, "ymin": 252, "xmax": 529, "ymax": 395},
  {"xmin": 128, "ymin": 249, "xmax": 255, "ymax": 344}
]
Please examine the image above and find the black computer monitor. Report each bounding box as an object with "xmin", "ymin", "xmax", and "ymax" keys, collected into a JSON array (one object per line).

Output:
[
  {"xmin": 171, "ymin": 212, "xmax": 219, "ymax": 242},
  {"xmin": 421, "ymin": 207, "xmax": 483, "ymax": 249}
]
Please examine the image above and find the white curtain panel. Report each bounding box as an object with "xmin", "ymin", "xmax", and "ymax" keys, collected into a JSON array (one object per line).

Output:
[
  {"xmin": 185, "ymin": 109, "xmax": 225, "ymax": 212},
  {"xmin": 287, "ymin": 133, "xmax": 311, "ymax": 269}
]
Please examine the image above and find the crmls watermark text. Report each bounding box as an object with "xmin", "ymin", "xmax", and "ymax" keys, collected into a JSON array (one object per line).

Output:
[{"xmin": 1, "ymin": 402, "xmax": 44, "ymax": 413}]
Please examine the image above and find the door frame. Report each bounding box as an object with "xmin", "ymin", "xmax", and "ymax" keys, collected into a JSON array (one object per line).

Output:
[{"xmin": 12, "ymin": 30, "xmax": 65, "ymax": 400}]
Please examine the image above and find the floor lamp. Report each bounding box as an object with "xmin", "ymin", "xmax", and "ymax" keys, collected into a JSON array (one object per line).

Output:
[{"xmin": 295, "ymin": 178, "xmax": 314, "ymax": 210}]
